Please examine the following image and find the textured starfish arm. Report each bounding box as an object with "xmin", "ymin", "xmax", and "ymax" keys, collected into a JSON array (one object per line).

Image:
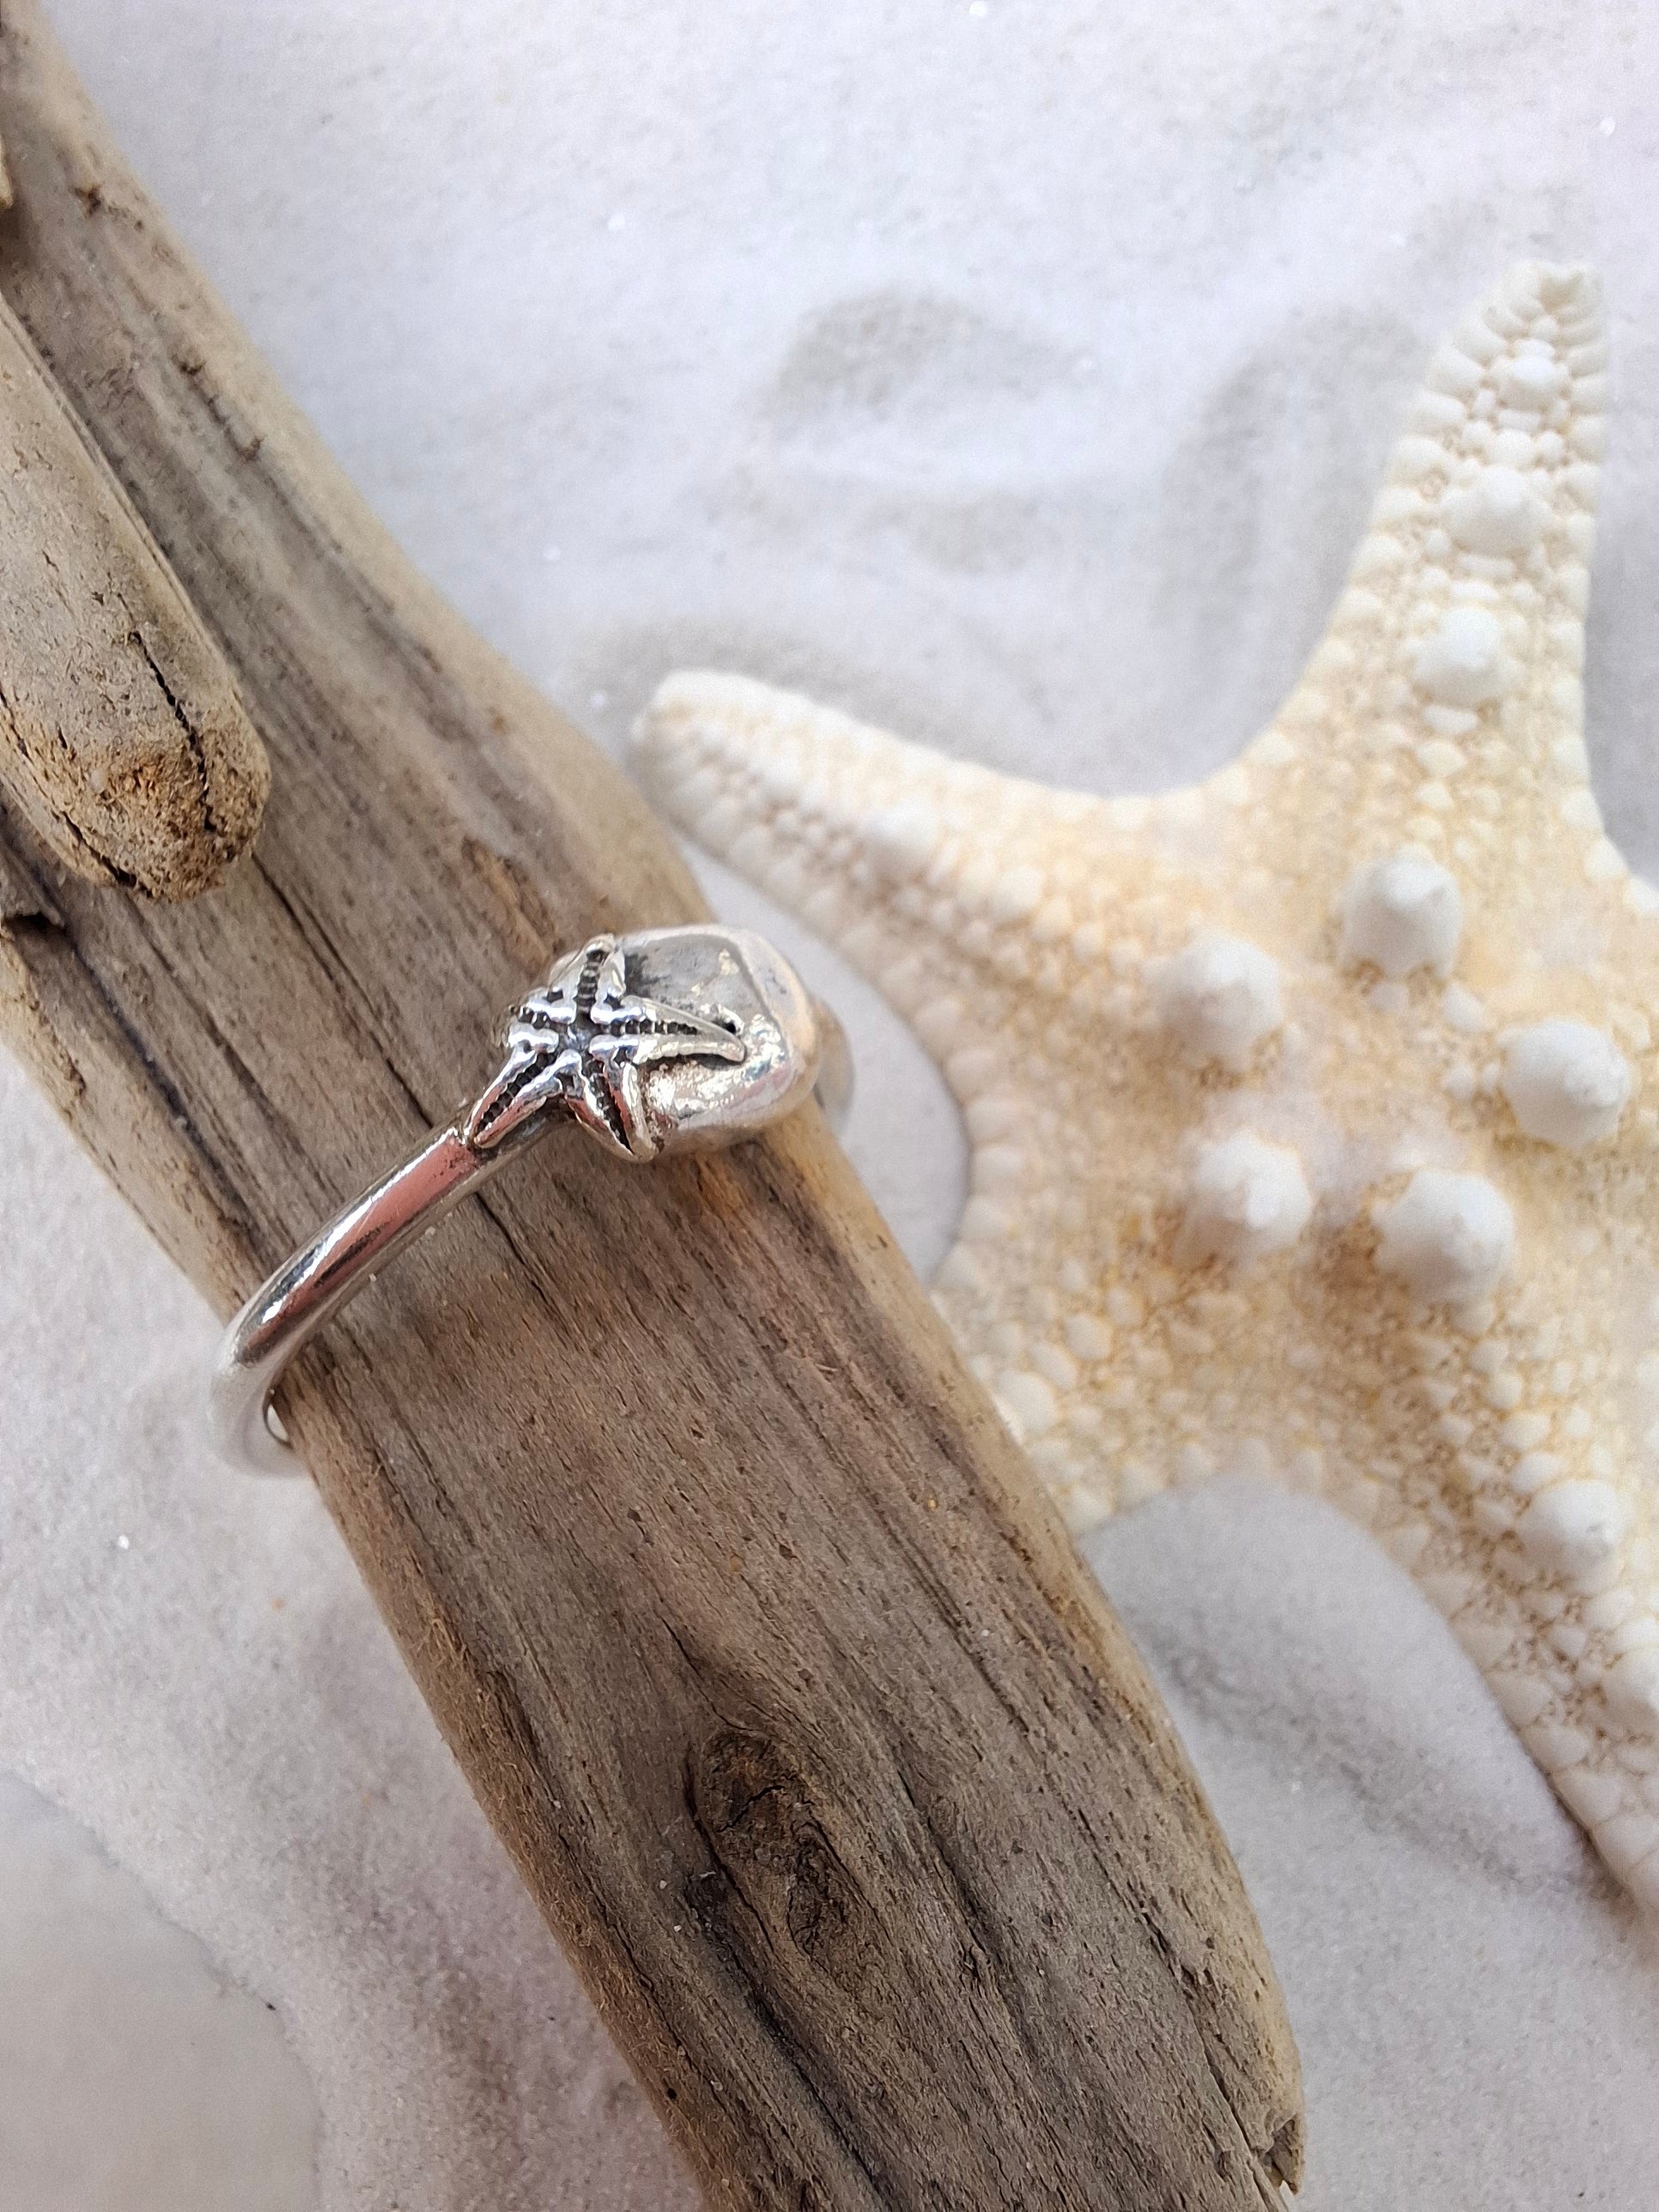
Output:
[
  {"xmin": 634, "ymin": 265, "xmax": 1659, "ymax": 1914},
  {"xmin": 634, "ymin": 669, "xmax": 1114, "ymax": 1035},
  {"xmin": 464, "ymin": 1039, "xmax": 559, "ymax": 1151},
  {"xmin": 1239, "ymin": 263, "xmax": 1632, "ymax": 922}
]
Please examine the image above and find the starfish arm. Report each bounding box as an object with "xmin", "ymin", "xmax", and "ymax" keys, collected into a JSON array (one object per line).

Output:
[
  {"xmin": 592, "ymin": 937, "xmax": 630, "ymax": 1006},
  {"xmin": 609, "ymin": 1054, "xmax": 657, "ymax": 1160},
  {"xmin": 605, "ymin": 988, "xmax": 747, "ymax": 1064},
  {"xmin": 634, "ymin": 668, "xmax": 1138, "ymax": 1088},
  {"xmin": 536, "ymin": 940, "xmax": 596, "ymax": 1001},
  {"xmin": 1230, "ymin": 264, "xmax": 1652, "ymax": 945},
  {"xmin": 1353, "ymin": 1313, "xmax": 1659, "ymax": 1913},
  {"xmin": 504, "ymin": 1002, "xmax": 569, "ymax": 1054},
  {"xmin": 562, "ymin": 1055, "xmax": 646, "ymax": 1161},
  {"xmin": 463, "ymin": 1042, "xmax": 567, "ymax": 1152}
]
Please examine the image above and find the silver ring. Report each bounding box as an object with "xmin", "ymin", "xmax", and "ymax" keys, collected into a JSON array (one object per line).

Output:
[{"xmin": 211, "ymin": 924, "xmax": 852, "ymax": 1474}]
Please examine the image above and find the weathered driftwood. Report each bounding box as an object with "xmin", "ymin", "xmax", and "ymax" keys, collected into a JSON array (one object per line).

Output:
[
  {"xmin": 0, "ymin": 288, "xmax": 266, "ymax": 895},
  {"xmin": 0, "ymin": 6, "xmax": 1304, "ymax": 2205}
]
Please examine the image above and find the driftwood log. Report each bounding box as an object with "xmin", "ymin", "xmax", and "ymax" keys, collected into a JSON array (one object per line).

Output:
[{"xmin": 0, "ymin": 7, "xmax": 1304, "ymax": 2205}]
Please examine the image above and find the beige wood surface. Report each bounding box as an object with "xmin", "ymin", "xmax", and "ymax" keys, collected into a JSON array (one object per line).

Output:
[
  {"xmin": 0, "ymin": 5, "xmax": 1303, "ymax": 2202},
  {"xmin": 0, "ymin": 286, "xmax": 265, "ymax": 894}
]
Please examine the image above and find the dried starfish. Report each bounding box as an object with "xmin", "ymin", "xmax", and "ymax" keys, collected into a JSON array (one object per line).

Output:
[{"xmin": 633, "ymin": 264, "xmax": 1659, "ymax": 1912}]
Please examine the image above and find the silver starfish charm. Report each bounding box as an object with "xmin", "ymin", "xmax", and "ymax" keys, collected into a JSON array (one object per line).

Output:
[{"xmin": 464, "ymin": 933, "xmax": 745, "ymax": 1161}]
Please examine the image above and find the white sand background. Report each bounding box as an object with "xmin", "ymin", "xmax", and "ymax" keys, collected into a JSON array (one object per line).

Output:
[{"xmin": 3, "ymin": 1, "xmax": 1659, "ymax": 2204}]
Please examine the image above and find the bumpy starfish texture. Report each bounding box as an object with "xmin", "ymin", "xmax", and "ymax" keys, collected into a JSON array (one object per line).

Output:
[{"xmin": 633, "ymin": 264, "xmax": 1659, "ymax": 1913}]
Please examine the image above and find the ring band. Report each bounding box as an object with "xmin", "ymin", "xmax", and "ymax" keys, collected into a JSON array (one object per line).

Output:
[{"xmin": 211, "ymin": 925, "xmax": 852, "ymax": 1474}]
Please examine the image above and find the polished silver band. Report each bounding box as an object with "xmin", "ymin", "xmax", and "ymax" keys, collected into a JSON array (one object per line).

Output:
[{"xmin": 211, "ymin": 925, "xmax": 851, "ymax": 1475}]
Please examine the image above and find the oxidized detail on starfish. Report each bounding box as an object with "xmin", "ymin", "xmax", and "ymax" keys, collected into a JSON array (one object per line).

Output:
[
  {"xmin": 465, "ymin": 933, "xmax": 745, "ymax": 1161},
  {"xmin": 633, "ymin": 264, "xmax": 1659, "ymax": 1912}
]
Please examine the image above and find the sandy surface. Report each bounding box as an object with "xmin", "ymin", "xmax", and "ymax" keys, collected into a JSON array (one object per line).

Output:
[{"xmin": 3, "ymin": 1, "xmax": 1659, "ymax": 2204}]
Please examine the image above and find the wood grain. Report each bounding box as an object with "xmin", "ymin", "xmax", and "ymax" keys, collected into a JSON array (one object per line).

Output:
[
  {"xmin": 0, "ymin": 5, "xmax": 1304, "ymax": 2203},
  {"xmin": 0, "ymin": 289, "xmax": 266, "ymax": 895}
]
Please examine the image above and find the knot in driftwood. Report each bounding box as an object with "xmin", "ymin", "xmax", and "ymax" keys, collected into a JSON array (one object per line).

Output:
[{"xmin": 690, "ymin": 1727, "xmax": 877, "ymax": 1984}]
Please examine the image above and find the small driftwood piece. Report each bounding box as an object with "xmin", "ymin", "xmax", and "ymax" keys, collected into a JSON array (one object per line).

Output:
[
  {"xmin": 0, "ymin": 6, "xmax": 1303, "ymax": 2205},
  {"xmin": 0, "ymin": 289, "xmax": 267, "ymax": 896}
]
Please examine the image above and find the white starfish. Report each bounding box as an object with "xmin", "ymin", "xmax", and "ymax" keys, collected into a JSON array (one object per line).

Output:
[{"xmin": 633, "ymin": 264, "xmax": 1659, "ymax": 1915}]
